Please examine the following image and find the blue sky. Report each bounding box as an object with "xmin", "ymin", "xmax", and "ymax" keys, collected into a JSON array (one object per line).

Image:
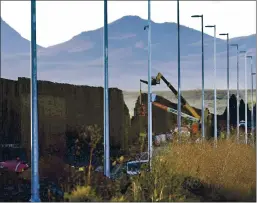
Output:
[{"xmin": 1, "ymin": 1, "xmax": 256, "ymax": 47}]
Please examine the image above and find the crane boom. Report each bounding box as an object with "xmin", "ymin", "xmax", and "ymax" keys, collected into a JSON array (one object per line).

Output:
[
  {"xmin": 152, "ymin": 102, "xmax": 199, "ymax": 122},
  {"xmin": 140, "ymin": 79, "xmax": 158, "ymax": 86},
  {"xmin": 155, "ymin": 72, "xmax": 201, "ymax": 120}
]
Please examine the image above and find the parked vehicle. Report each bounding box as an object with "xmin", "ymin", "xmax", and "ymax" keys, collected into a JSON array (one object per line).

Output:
[
  {"xmin": 0, "ymin": 159, "xmax": 29, "ymax": 173},
  {"xmin": 126, "ymin": 160, "xmax": 149, "ymax": 176},
  {"xmin": 239, "ymin": 120, "xmax": 256, "ymax": 130},
  {"xmin": 0, "ymin": 144, "xmax": 29, "ymax": 173}
]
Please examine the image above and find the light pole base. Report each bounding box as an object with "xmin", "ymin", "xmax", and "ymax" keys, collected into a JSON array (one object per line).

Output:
[{"xmin": 30, "ymin": 196, "xmax": 41, "ymax": 202}]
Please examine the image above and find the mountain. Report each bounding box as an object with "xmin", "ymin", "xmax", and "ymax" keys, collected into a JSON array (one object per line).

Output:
[
  {"xmin": 0, "ymin": 18, "xmax": 44, "ymax": 55},
  {"xmin": 1, "ymin": 16, "xmax": 256, "ymax": 90},
  {"xmin": 230, "ymin": 34, "xmax": 256, "ymax": 53}
]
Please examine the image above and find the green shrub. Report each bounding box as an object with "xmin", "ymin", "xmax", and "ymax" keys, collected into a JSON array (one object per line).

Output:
[{"xmin": 66, "ymin": 185, "xmax": 101, "ymax": 202}]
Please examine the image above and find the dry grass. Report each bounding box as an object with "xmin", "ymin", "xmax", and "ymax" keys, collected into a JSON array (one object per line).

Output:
[
  {"xmin": 160, "ymin": 140, "xmax": 256, "ymax": 201},
  {"xmin": 65, "ymin": 138, "xmax": 256, "ymax": 202},
  {"xmin": 125, "ymin": 139, "xmax": 256, "ymax": 201},
  {"xmin": 66, "ymin": 185, "xmax": 100, "ymax": 202}
]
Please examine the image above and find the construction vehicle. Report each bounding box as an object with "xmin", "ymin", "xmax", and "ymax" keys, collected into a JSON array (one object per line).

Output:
[
  {"xmin": 139, "ymin": 72, "xmax": 212, "ymax": 141},
  {"xmin": 113, "ymin": 73, "xmax": 211, "ymax": 176},
  {"xmin": 138, "ymin": 78, "xmax": 158, "ymax": 117}
]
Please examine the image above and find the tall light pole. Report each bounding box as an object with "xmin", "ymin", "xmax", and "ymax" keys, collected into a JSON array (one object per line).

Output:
[
  {"xmin": 30, "ymin": 0, "xmax": 40, "ymax": 201},
  {"xmin": 191, "ymin": 14, "xmax": 205, "ymax": 140},
  {"xmin": 230, "ymin": 44, "xmax": 239, "ymax": 142},
  {"xmin": 205, "ymin": 25, "xmax": 217, "ymax": 146},
  {"xmin": 146, "ymin": 0, "xmax": 153, "ymax": 167},
  {"xmin": 248, "ymin": 55, "xmax": 255, "ymax": 142},
  {"xmin": 103, "ymin": 0, "xmax": 110, "ymax": 178},
  {"xmin": 219, "ymin": 33, "xmax": 230, "ymax": 138},
  {"xmin": 177, "ymin": 0, "xmax": 181, "ymax": 140},
  {"xmin": 240, "ymin": 50, "xmax": 248, "ymax": 144},
  {"xmin": 251, "ymin": 63, "xmax": 255, "ymax": 140}
]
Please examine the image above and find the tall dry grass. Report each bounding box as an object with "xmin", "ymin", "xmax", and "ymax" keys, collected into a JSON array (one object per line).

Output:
[
  {"xmin": 66, "ymin": 138, "xmax": 256, "ymax": 202},
  {"xmin": 126, "ymin": 139, "xmax": 256, "ymax": 201},
  {"xmin": 158, "ymin": 140, "xmax": 256, "ymax": 201}
]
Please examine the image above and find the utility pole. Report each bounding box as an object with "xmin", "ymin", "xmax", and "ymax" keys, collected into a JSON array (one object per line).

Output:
[
  {"xmin": 147, "ymin": 0, "xmax": 153, "ymax": 168},
  {"xmin": 206, "ymin": 25, "xmax": 217, "ymax": 146},
  {"xmin": 30, "ymin": 0, "xmax": 40, "ymax": 201},
  {"xmin": 244, "ymin": 52, "xmax": 248, "ymax": 144},
  {"xmin": 191, "ymin": 14, "xmax": 205, "ymax": 140},
  {"xmin": 247, "ymin": 55, "xmax": 255, "ymax": 144},
  {"xmin": 239, "ymin": 50, "xmax": 247, "ymax": 144},
  {"xmin": 230, "ymin": 44, "xmax": 239, "ymax": 142},
  {"xmin": 219, "ymin": 33, "xmax": 230, "ymax": 138},
  {"xmin": 177, "ymin": 0, "xmax": 181, "ymax": 141},
  {"xmin": 103, "ymin": 0, "xmax": 110, "ymax": 178}
]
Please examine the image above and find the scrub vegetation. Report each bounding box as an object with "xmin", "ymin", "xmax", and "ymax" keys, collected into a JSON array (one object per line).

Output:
[{"xmin": 66, "ymin": 138, "xmax": 256, "ymax": 202}]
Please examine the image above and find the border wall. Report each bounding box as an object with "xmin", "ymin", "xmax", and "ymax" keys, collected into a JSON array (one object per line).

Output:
[{"xmin": 0, "ymin": 78, "xmax": 131, "ymax": 160}]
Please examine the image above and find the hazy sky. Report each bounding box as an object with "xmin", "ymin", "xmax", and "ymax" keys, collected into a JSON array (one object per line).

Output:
[{"xmin": 1, "ymin": 1, "xmax": 256, "ymax": 47}]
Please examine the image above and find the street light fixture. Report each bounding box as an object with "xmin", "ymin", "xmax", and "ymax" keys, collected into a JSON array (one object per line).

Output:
[
  {"xmin": 247, "ymin": 55, "xmax": 255, "ymax": 143},
  {"xmin": 30, "ymin": 0, "xmax": 40, "ymax": 201},
  {"xmin": 219, "ymin": 33, "xmax": 230, "ymax": 138},
  {"xmin": 252, "ymin": 72, "xmax": 257, "ymax": 145},
  {"xmin": 144, "ymin": 1, "xmax": 154, "ymax": 166},
  {"xmin": 146, "ymin": 0, "xmax": 153, "ymax": 168},
  {"xmin": 191, "ymin": 15, "xmax": 203, "ymax": 18},
  {"xmin": 240, "ymin": 50, "xmax": 248, "ymax": 144},
  {"xmin": 230, "ymin": 44, "xmax": 239, "ymax": 142},
  {"xmin": 191, "ymin": 14, "xmax": 205, "ymax": 141},
  {"xmin": 177, "ymin": 0, "xmax": 182, "ymax": 140},
  {"xmin": 205, "ymin": 25, "xmax": 217, "ymax": 146},
  {"xmin": 103, "ymin": 0, "xmax": 110, "ymax": 178}
]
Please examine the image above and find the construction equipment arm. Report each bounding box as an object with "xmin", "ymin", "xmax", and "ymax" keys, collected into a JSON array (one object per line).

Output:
[
  {"xmin": 139, "ymin": 78, "xmax": 158, "ymax": 105},
  {"xmin": 140, "ymin": 79, "xmax": 158, "ymax": 86},
  {"xmin": 152, "ymin": 102, "xmax": 200, "ymax": 122},
  {"xmin": 155, "ymin": 72, "xmax": 201, "ymax": 120}
]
